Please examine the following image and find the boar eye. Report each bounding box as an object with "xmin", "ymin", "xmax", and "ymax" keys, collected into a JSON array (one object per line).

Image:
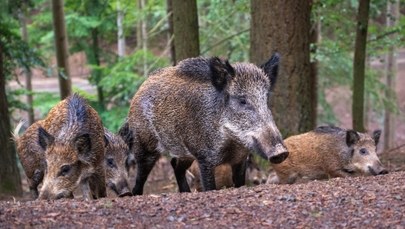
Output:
[
  {"xmin": 239, "ymin": 97, "xmax": 247, "ymax": 105},
  {"xmin": 58, "ymin": 165, "xmax": 71, "ymax": 177},
  {"xmin": 107, "ymin": 158, "xmax": 116, "ymax": 168},
  {"xmin": 359, "ymin": 148, "xmax": 368, "ymax": 155}
]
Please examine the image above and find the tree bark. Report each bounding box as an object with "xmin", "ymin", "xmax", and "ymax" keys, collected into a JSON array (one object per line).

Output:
[
  {"xmin": 19, "ymin": 5, "xmax": 35, "ymax": 125},
  {"xmin": 172, "ymin": 0, "xmax": 199, "ymax": 63},
  {"xmin": 383, "ymin": 0, "xmax": 399, "ymax": 150},
  {"xmin": 117, "ymin": 0, "xmax": 126, "ymax": 57},
  {"xmin": 309, "ymin": 19, "xmax": 320, "ymax": 128},
  {"xmin": 0, "ymin": 44, "xmax": 23, "ymax": 197},
  {"xmin": 51, "ymin": 0, "xmax": 72, "ymax": 100},
  {"xmin": 166, "ymin": 0, "xmax": 176, "ymax": 65},
  {"xmin": 352, "ymin": 0, "xmax": 370, "ymax": 132},
  {"xmin": 91, "ymin": 28, "xmax": 105, "ymax": 111},
  {"xmin": 250, "ymin": 0, "xmax": 314, "ymax": 137}
]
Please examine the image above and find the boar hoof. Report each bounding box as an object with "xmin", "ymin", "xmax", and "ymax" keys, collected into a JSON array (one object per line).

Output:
[{"xmin": 269, "ymin": 151, "xmax": 289, "ymax": 164}]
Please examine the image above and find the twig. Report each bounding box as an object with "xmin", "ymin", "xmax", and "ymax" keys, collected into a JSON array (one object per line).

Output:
[
  {"xmin": 201, "ymin": 28, "xmax": 250, "ymax": 55},
  {"xmin": 384, "ymin": 143, "xmax": 405, "ymax": 154}
]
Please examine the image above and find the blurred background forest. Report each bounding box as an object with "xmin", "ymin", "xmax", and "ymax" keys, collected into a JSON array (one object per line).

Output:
[{"xmin": 0, "ymin": 0, "xmax": 404, "ymax": 197}]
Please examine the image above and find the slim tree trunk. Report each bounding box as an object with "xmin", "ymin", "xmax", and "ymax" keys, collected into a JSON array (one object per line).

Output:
[
  {"xmin": 19, "ymin": 5, "xmax": 35, "ymax": 125},
  {"xmin": 383, "ymin": 0, "xmax": 399, "ymax": 150},
  {"xmin": 172, "ymin": 0, "xmax": 199, "ymax": 63},
  {"xmin": 117, "ymin": 0, "xmax": 126, "ymax": 57},
  {"xmin": 309, "ymin": 20, "xmax": 320, "ymax": 127},
  {"xmin": 250, "ymin": 0, "xmax": 313, "ymax": 137},
  {"xmin": 91, "ymin": 28, "xmax": 105, "ymax": 111},
  {"xmin": 51, "ymin": 0, "xmax": 72, "ymax": 100},
  {"xmin": 141, "ymin": 0, "xmax": 148, "ymax": 77},
  {"xmin": 352, "ymin": 0, "xmax": 370, "ymax": 132},
  {"xmin": 0, "ymin": 45, "xmax": 23, "ymax": 197},
  {"xmin": 166, "ymin": 0, "xmax": 176, "ymax": 65}
]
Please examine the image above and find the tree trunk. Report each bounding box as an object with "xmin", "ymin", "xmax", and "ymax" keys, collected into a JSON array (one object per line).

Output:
[
  {"xmin": 166, "ymin": 0, "xmax": 176, "ymax": 65},
  {"xmin": 309, "ymin": 19, "xmax": 320, "ymax": 127},
  {"xmin": 91, "ymin": 28, "xmax": 105, "ymax": 111},
  {"xmin": 51, "ymin": 0, "xmax": 72, "ymax": 100},
  {"xmin": 172, "ymin": 0, "xmax": 200, "ymax": 63},
  {"xmin": 383, "ymin": 0, "xmax": 399, "ymax": 150},
  {"xmin": 0, "ymin": 44, "xmax": 23, "ymax": 197},
  {"xmin": 352, "ymin": 0, "xmax": 370, "ymax": 132},
  {"xmin": 19, "ymin": 5, "xmax": 35, "ymax": 125},
  {"xmin": 250, "ymin": 0, "xmax": 313, "ymax": 137},
  {"xmin": 117, "ymin": 0, "xmax": 126, "ymax": 57}
]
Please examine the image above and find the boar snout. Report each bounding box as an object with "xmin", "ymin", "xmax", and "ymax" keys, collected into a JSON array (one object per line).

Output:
[
  {"xmin": 368, "ymin": 165, "xmax": 389, "ymax": 176},
  {"xmin": 39, "ymin": 189, "xmax": 73, "ymax": 200},
  {"xmin": 253, "ymin": 137, "xmax": 288, "ymax": 164},
  {"xmin": 108, "ymin": 179, "xmax": 132, "ymax": 197}
]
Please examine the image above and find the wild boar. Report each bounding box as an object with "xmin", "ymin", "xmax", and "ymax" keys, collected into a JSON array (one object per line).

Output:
[
  {"xmin": 104, "ymin": 128, "xmax": 132, "ymax": 197},
  {"xmin": 269, "ymin": 126, "xmax": 388, "ymax": 184},
  {"xmin": 14, "ymin": 121, "xmax": 46, "ymax": 199},
  {"xmin": 19, "ymin": 94, "xmax": 107, "ymax": 200},
  {"xmin": 126, "ymin": 53, "xmax": 288, "ymax": 194}
]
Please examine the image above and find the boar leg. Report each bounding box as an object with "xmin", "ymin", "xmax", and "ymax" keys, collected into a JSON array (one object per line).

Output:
[
  {"xmin": 80, "ymin": 178, "xmax": 93, "ymax": 200},
  {"xmin": 29, "ymin": 169, "xmax": 44, "ymax": 199},
  {"xmin": 89, "ymin": 172, "xmax": 107, "ymax": 199},
  {"xmin": 132, "ymin": 150, "xmax": 160, "ymax": 195},
  {"xmin": 170, "ymin": 157, "xmax": 193, "ymax": 193},
  {"xmin": 197, "ymin": 160, "xmax": 216, "ymax": 191},
  {"xmin": 232, "ymin": 160, "xmax": 247, "ymax": 188}
]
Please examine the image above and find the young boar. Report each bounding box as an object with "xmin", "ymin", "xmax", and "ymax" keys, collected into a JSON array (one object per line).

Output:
[
  {"xmin": 104, "ymin": 128, "xmax": 132, "ymax": 197},
  {"xmin": 187, "ymin": 161, "xmax": 234, "ymax": 192},
  {"xmin": 17, "ymin": 94, "xmax": 107, "ymax": 200},
  {"xmin": 127, "ymin": 53, "xmax": 288, "ymax": 194},
  {"xmin": 14, "ymin": 121, "xmax": 46, "ymax": 198},
  {"xmin": 269, "ymin": 126, "xmax": 388, "ymax": 184}
]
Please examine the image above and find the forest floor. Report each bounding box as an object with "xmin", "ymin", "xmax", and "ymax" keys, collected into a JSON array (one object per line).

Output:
[{"xmin": 2, "ymin": 51, "xmax": 405, "ymax": 227}]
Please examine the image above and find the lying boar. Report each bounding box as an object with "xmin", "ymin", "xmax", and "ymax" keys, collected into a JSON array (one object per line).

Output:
[
  {"xmin": 16, "ymin": 94, "xmax": 107, "ymax": 200},
  {"xmin": 104, "ymin": 128, "xmax": 132, "ymax": 197},
  {"xmin": 127, "ymin": 53, "xmax": 288, "ymax": 194},
  {"xmin": 269, "ymin": 126, "xmax": 388, "ymax": 184}
]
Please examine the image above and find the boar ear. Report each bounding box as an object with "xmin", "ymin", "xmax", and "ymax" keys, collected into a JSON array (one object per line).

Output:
[
  {"xmin": 346, "ymin": 130, "xmax": 360, "ymax": 147},
  {"xmin": 118, "ymin": 121, "xmax": 134, "ymax": 150},
  {"xmin": 103, "ymin": 135, "xmax": 109, "ymax": 148},
  {"xmin": 260, "ymin": 52, "xmax": 280, "ymax": 91},
  {"xmin": 209, "ymin": 57, "xmax": 235, "ymax": 91},
  {"xmin": 372, "ymin": 130, "xmax": 382, "ymax": 146},
  {"xmin": 75, "ymin": 134, "xmax": 92, "ymax": 159},
  {"xmin": 38, "ymin": 127, "xmax": 54, "ymax": 150}
]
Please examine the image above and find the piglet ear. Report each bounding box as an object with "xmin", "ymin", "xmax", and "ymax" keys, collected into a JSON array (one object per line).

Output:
[
  {"xmin": 346, "ymin": 130, "xmax": 360, "ymax": 147},
  {"xmin": 118, "ymin": 121, "xmax": 134, "ymax": 151},
  {"xmin": 209, "ymin": 57, "xmax": 235, "ymax": 91},
  {"xmin": 75, "ymin": 134, "xmax": 92, "ymax": 160},
  {"xmin": 372, "ymin": 130, "xmax": 382, "ymax": 146},
  {"xmin": 38, "ymin": 127, "xmax": 54, "ymax": 150},
  {"xmin": 260, "ymin": 52, "xmax": 280, "ymax": 91}
]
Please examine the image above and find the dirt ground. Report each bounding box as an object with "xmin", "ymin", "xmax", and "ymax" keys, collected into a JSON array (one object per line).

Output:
[{"xmin": 1, "ymin": 170, "xmax": 404, "ymax": 228}]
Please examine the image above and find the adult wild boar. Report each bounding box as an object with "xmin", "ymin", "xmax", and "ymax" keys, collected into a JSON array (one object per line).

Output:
[
  {"xmin": 268, "ymin": 126, "xmax": 388, "ymax": 184},
  {"xmin": 127, "ymin": 53, "xmax": 288, "ymax": 194},
  {"xmin": 104, "ymin": 128, "xmax": 132, "ymax": 197},
  {"xmin": 22, "ymin": 94, "xmax": 106, "ymax": 200}
]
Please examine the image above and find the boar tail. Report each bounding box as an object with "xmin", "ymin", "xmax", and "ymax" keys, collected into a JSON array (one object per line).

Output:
[{"xmin": 11, "ymin": 120, "xmax": 25, "ymax": 141}]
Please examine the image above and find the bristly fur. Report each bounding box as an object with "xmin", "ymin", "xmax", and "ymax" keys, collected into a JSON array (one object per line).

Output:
[
  {"xmin": 67, "ymin": 93, "xmax": 88, "ymax": 126},
  {"xmin": 313, "ymin": 125, "xmax": 344, "ymax": 134}
]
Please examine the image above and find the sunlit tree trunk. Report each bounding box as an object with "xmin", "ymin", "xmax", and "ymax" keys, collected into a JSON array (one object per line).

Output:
[
  {"xmin": 137, "ymin": 0, "xmax": 148, "ymax": 77},
  {"xmin": 0, "ymin": 45, "xmax": 23, "ymax": 197},
  {"xmin": 352, "ymin": 0, "xmax": 370, "ymax": 132},
  {"xmin": 172, "ymin": 0, "xmax": 199, "ymax": 63},
  {"xmin": 117, "ymin": 0, "xmax": 126, "ymax": 57},
  {"xmin": 250, "ymin": 0, "xmax": 313, "ymax": 137},
  {"xmin": 310, "ymin": 19, "xmax": 321, "ymax": 127},
  {"xmin": 383, "ymin": 0, "xmax": 399, "ymax": 149},
  {"xmin": 19, "ymin": 5, "xmax": 34, "ymax": 125},
  {"xmin": 51, "ymin": 0, "xmax": 72, "ymax": 100}
]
